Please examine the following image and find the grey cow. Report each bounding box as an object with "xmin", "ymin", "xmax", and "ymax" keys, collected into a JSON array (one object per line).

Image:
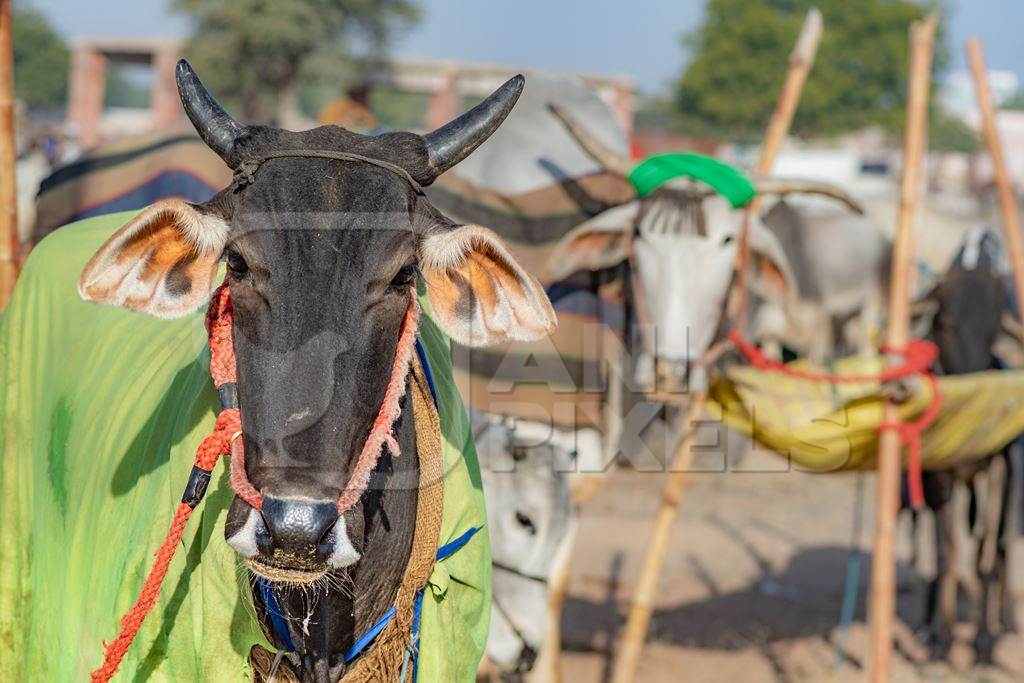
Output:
[{"xmin": 754, "ymin": 197, "xmax": 893, "ymax": 362}]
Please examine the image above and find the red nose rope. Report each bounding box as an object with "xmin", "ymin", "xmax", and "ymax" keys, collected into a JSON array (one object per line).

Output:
[
  {"xmin": 726, "ymin": 330, "xmax": 941, "ymax": 509},
  {"xmin": 91, "ymin": 282, "xmax": 420, "ymax": 682}
]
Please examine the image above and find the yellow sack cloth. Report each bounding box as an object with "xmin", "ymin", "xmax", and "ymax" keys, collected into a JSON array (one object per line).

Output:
[{"xmin": 708, "ymin": 355, "xmax": 1024, "ymax": 472}]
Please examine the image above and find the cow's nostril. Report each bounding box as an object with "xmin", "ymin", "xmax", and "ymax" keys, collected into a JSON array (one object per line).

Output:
[
  {"xmin": 317, "ymin": 519, "xmax": 339, "ymax": 557},
  {"xmin": 254, "ymin": 512, "xmax": 273, "ymax": 555},
  {"xmin": 259, "ymin": 496, "xmax": 338, "ymax": 563},
  {"xmin": 318, "ymin": 518, "xmax": 338, "ymax": 546}
]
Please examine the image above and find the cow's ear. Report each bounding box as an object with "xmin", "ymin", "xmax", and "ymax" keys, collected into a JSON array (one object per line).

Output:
[
  {"xmin": 544, "ymin": 201, "xmax": 639, "ymax": 281},
  {"xmin": 78, "ymin": 199, "xmax": 228, "ymax": 318},
  {"xmin": 746, "ymin": 219, "xmax": 796, "ymax": 303},
  {"xmin": 420, "ymin": 225, "xmax": 556, "ymax": 347}
]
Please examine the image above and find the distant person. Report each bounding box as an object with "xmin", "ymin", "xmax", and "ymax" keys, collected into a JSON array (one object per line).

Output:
[{"xmin": 317, "ymin": 82, "xmax": 378, "ymax": 132}]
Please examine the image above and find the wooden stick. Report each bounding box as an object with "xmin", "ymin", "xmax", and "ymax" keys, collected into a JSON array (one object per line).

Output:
[
  {"xmin": 867, "ymin": 15, "xmax": 937, "ymax": 683},
  {"xmin": 612, "ymin": 13, "xmax": 821, "ymax": 681},
  {"xmin": 735, "ymin": 8, "xmax": 823, "ymax": 331},
  {"xmin": 0, "ymin": 0, "xmax": 18, "ymax": 310},
  {"xmin": 967, "ymin": 38, "xmax": 1024, "ymax": 337},
  {"xmin": 610, "ymin": 395, "xmax": 707, "ymax": 683}
]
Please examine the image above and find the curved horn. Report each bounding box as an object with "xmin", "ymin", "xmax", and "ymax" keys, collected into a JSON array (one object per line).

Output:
[
  {"xmin": 423, "ymin": 75, "xmax": 525, "ymax": 177},
  {"xmin": 548, "ymin": 103, "xmax": 634, "ymax": 178},
  {"xmin": 754, "ymin": 178, "xmax": 865, "ymax": 215},
  {"xmin": 175, "ymin": 59, "xmax": 246, "ymax": 163}
]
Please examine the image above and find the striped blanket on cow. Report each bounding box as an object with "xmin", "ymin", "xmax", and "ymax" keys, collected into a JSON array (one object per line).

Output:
[
  {"xmin": 430, "ymin": 169, "xmax": 634, "ymax": 430},
  {"xmin": 32, "ymin": 128, "xmax": 230, "ymax": 245}
]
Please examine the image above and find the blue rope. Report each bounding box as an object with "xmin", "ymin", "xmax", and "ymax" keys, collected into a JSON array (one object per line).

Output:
[
  {"xmin": 409, "ymin": 590, "xmax": 425, "ymax": 681},
  {"xmin": 345, "ymin": 606, "xmax": 398, "ymax": 663},
  {"xmin": 343, "ymin": 526, "xmax": 483, "ymax": 665},
  {"xmin": 414, "ymin": 339, "xmax": 438, "ymax": 406},
  {"xmin": 435, "ymin": 525, "xmax": 481, "ymax": 560},
  {"xmin": 257, "ymin": 578, "xmax": 296, "ymax": 653},
  {"xmin": 833, "ymin": 472, "xmax": 866, "ymax": 667}
]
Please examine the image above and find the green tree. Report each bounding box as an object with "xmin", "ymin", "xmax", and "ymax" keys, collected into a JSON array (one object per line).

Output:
[
  {"xmin": 105, "ymin": 67, "xmax": 152, "ymax": 108},
  {"xmin": 12, "ymin": 7, "xmax": 69, "ymax": 110},
  {"xmin": 173, "ymin": 0, "xmax": 418, "ymax": 125},
  {"xmin": 1003, "ymin": 91, "xmax": 1024, "ymax": 111},
  {"xmin": 928, "ymin": 110, "xmax": 978, "ymax": 154},
  {"xmin": 676, "ymin": 0, "xmax": 942, "ymax": 142}
]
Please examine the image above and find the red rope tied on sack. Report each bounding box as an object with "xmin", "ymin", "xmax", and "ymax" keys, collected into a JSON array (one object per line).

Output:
[
  {"xmin": 726, "ymin": 330, "xmax": 941, "ymax": 509},
  {"xmin": 91, "ymin": 282, "xmax": 420, "ymax": 682}
]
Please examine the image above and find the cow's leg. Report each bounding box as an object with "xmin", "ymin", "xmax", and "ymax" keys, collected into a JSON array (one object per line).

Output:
[
  {"xmin": 998, "ymin": 451, "xmax": 1017, "ymax": 634},
  {"xmin": 922, "ymin": 507, "xmax": 939, "ymax": 636},
  {"xmin": 857, "ymin": 283, "xmax": 885, "ymax": 357},
  {"xmin": 930, "ymin": 487, "xmax": 958, "ymax": 659},
  {"xmin": 808, "ymin": 309, "xmax": 834, "ymax": 363},
  {"xmin": 974, "ymin": 454, "xmax": 1009, "ymax": 665}
]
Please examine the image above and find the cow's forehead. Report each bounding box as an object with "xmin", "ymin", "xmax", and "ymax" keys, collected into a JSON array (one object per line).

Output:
[
  {"xmin": 638, "ymin": 193, "xmax": 738, "ymax": 241},
  {"xmin": 223, "ymin": 158, "xmax": 436, "ymax": 239}
]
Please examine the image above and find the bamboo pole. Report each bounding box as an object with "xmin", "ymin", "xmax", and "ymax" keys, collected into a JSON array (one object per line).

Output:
[
  {"xmin": 0, "ymin": 0, "xmax": 18, "ymax": 310},
  {"xmin": 611, "ymin": 10, "xmax": 823, "ymax": 683},
  {"xmin": 610, "ymin": 394, "xmax": 707, "ymax": 683},
  {"xmin": 735, "ymin": 8, "xmax": 823, "ymax": 331},
  {"xmin": 966, "ymin": 38, "xmax": 1024, "ymax": 335},
  {"xmin": 867, "ymin": 15, "xmax": 937, "ymax": 683}
]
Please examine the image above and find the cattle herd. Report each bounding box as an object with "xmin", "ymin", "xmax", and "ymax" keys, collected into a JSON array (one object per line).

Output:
[{"xmin": 4, "ymin": 57, "xmax": 1024, "ymax": 683}]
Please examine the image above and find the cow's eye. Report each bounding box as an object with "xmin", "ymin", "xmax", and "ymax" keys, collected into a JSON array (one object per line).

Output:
[
  {"xmin": 721, "ymin": 234, "xmax": 735, "ymax": 246},
  {"xmin": 224, "ymin": 248, "xmax": 248, "ymax": 277},
  {"xmin": 515, "ymin": 511, "xmax": 537, "ymax": 535},
  {"xmin": 390, "ymin": 263, "xmax": 417, "ymax": 289}
]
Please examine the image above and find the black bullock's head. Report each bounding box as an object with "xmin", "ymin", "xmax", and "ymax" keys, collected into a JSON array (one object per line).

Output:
[
  {"xmin": 79, "ymin": 62, "xmax": 556, "ymax": 581},
  {"xmin": 932, "ymin": 225, "xmax": 1008, "ymax": 374}
]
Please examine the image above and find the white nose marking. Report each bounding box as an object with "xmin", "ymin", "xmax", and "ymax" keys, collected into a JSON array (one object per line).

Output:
[
  {"xmin": 329, "ymin": 516, "xmax": 361, "ymax": 568},
  {"xmin": 226, "ymin": 508, "xmax": 261, "ymax": 558}
]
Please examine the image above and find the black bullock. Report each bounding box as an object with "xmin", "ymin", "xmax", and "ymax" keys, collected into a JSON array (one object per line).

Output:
[
  {"xmin": 78, "ymin": 61, "xmax": 555, "ymax": 681},
  {"xmin": 919, "ymin": 226, "xmax": 1017, "ymax": 663}
]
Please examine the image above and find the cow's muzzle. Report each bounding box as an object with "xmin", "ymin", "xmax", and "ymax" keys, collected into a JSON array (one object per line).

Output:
[
  {"xmin": 226, "ymin": 497, "xmax": 363, "ymax": 581},
  {"xmin": 643, "ymin": 358, "xmax": 708, "ymax": 401}
]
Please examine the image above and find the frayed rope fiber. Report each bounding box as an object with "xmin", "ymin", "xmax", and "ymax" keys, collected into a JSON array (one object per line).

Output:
[{"xmin": 337, "ymin": 290, "xmax": 420, "ymax": 515}]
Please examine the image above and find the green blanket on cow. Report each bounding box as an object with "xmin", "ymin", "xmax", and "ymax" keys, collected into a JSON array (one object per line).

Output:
[{"xmin": 0, "ymin": 211, "xmax": 490, "ymax": 681}]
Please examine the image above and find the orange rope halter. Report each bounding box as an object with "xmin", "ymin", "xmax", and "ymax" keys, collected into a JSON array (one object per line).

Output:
[
  {"xmin": 91, "ymin": 282, "xmax": 419, "ymax": 681},
  {"xmin": 726, "ymin": 330, "xmax": 941, "ymax": 508}
]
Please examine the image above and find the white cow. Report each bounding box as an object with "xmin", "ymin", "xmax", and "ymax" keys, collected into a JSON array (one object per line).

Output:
[
  {"xmin": 546, "ymin": 105, "xmax": 868, "ymax": 383},
  {"xmin": 450, "ymin": 74, "xmax": 867, "ymax": 679}
]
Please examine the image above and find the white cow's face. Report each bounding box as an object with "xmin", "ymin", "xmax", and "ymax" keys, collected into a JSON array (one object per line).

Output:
[
  {"xmin": 548, "ymin": 191, "xmax": 792, "ymax": 392},
  {"xmin": 474, "ymin": 415, "xmax": 574, "ymax": 674},
  {"xmin": 632, "ymin": 197, "xmax": 740, "ymax": 374}
]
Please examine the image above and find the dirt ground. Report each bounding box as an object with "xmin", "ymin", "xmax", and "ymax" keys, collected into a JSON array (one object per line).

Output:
[{"xmin": 557, "ymin": 441, "xmax": 1024, "ymax": 683}]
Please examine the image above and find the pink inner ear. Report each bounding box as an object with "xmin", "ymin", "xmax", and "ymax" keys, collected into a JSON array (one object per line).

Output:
[
  {"xmin": 569, "ymin": 231, "xmax": 629, "ymax": 267},
  {"xmin": 755, "ymin": 257, "xmax": 788, "ymax": 300},
  {"xmin": 422, "ymin": 226, "xmax": 556, "ymax": 347},
  {"xmin": 78, "ymin": 201, "xmax": 226, "ymax": 318},
  {"xmin": 546, "ymin": 228, "xmax": 632, "ymax": 282}
]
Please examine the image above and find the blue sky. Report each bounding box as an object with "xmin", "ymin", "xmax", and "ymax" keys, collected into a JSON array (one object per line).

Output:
[{"xmin": 23, "ymin": 0, "xmax": 1024, "ymax": 95}]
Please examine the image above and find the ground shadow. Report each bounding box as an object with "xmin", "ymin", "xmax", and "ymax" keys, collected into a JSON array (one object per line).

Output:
[{"xmin": 562, "ymin": 543, "xmax": 926, "ymax": 673}]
